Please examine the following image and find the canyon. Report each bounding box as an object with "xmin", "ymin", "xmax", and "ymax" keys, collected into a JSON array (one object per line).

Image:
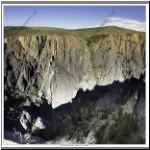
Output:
[
  {"xmin": 4, "ymin": 26, "xmax": 145, "ymax": 108},
  {"xmin": 4, "ymin": 26, "xmax": 146, "ymax": 144}
]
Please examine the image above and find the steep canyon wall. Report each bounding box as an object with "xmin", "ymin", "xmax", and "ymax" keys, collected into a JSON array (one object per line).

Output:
[{"xmin": 4, "ymin": 33, "xmax": 145, "ymax": 108}]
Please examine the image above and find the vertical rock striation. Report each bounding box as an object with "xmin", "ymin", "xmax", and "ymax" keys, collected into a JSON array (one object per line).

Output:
[{"xmin": 4, "ymin": 32, "xmax": 145, "ymax": 108}]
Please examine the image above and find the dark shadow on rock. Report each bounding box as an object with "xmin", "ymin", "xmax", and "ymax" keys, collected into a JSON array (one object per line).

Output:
[
  {"xmin": 57, "ymin": 76, "xmax": 145, "ymax": 110},
  {"xmin": 4, "ymin": 75, "xmax": 145, "ymax": 142}
]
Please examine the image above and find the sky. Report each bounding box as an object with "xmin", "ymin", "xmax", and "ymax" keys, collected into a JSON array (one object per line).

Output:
[{"xmin": 4, "ymin": 6, "xmax": 146, "ymax": 31}]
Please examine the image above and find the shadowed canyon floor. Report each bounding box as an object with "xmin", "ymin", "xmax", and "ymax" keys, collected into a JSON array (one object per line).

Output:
[{"xmin": 4, "ymin": 77, "xmax": 145, "ymax": 144}]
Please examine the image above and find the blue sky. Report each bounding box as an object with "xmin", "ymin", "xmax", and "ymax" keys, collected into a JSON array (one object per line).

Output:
[{"xmin": 4, "ymin": 6, "xmax": 146, "ymax": 31}]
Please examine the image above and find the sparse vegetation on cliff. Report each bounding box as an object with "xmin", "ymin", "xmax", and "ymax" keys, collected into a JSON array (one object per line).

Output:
[
  {"xmin": 89, "ymin": 48, "xmax": 99, "ymax": 85},
  {"xmin": 86, "ymin": 34, "xmax": 109, "ymax": 46},
  {"xmin": 95, "ymin": 123, "xmax": 107, "ymax": 144},
  {"xmin": 31, "ymin": 87, "xmax": 38, "ymax": 95},
  {"xmin": 4, "ymin": 90, "xmax": 26, "ymax": 119},
  {"xmin": 108, "ymin": 107, "xmax": 138, "ymax": 144},
  {"xmin": 94, "ymin": 106, "xmax": 138, "ymax": 144}
]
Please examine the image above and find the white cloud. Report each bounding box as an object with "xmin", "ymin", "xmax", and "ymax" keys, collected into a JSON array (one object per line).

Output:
[{"xmin": 104, "ymin": 17, "xmax": 146, "ymax": 32}]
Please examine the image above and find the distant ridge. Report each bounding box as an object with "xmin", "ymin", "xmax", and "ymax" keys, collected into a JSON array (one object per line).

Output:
[{"xmin": 4, "ymin": 26, "xmax": 144, "ymax": 38}]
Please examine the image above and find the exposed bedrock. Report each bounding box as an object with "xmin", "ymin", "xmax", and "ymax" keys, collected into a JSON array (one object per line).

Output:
[{"xmin": 4, "ymin": 34, "xmax": 145, "ymax": 108}]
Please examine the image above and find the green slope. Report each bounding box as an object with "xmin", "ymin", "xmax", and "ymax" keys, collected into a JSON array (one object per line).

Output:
[{"xmin": 4, "ymin": 26, "xmax": 144, "ymax": 38}]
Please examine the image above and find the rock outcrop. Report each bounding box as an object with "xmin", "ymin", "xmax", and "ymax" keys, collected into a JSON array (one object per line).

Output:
[{"xmin": 4, "ymin": 27, "xmax": 145, "ymax": 108}]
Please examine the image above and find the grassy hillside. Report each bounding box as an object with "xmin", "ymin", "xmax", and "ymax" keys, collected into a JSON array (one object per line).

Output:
[
  {"xmin": 4, "ymin": 26, "xmax": 70, "ymax": 37},
  {"xmin": 70, "ymin": 26, "xmax": 144, "ymax": 38},
  {"xmin": 4, "ymin": 26, "xmax": 144, "ymax": 39}
]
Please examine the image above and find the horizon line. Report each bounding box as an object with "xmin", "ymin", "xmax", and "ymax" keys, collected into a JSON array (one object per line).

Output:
[{"xmin": 4, "ymin": 25, "xmax": 145, "ymax": 32}]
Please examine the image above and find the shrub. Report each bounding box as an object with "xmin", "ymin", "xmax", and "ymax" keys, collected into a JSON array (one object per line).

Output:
[
  {"xmin": 108, "ymin": 123, "xmax": 116, "ymax": 141},
  {"xmin": 95, "ymin": 123, "xmax": 107, "ymax": 144},
  {"xmin": 100, "ymin": 110, "xmax": 109, "ymax": 120},
  {"xmin": 4, "ymin": 89, "xmax": 26, "ymax": 118},
  {"xmin": 86, "ymin": 34, "xmax": 109, "ymax": 46},
  {"xmin": 31, "ymin": 87, "xmax": 38, "ymax": 95},
  {"xmin": 4, "ymin": 90, "xmax": 26, "ymax": 107},
  {"xmin": 108, "ymin": 107, "xmax": 138, "ymax": 144}
]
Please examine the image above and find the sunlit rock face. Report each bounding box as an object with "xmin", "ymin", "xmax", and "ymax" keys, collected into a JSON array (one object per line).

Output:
[{"xmin": 4, "ymin": 33, "xmax": 145, "ymax": 108}]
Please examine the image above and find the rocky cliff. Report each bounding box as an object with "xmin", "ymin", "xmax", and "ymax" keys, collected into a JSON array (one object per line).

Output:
[
  {"xmin": 4, "ymin": 26, "xmax": 145, "ymax": 108},
  {"xmin": 4, "ymin": 26, "xmax": 146, "ymax": 144}
]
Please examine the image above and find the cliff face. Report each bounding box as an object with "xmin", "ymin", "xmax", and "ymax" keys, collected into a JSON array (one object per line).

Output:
[{"xmin": 4, "ymin": 31, "xmax": 145, "ymax": 108}]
